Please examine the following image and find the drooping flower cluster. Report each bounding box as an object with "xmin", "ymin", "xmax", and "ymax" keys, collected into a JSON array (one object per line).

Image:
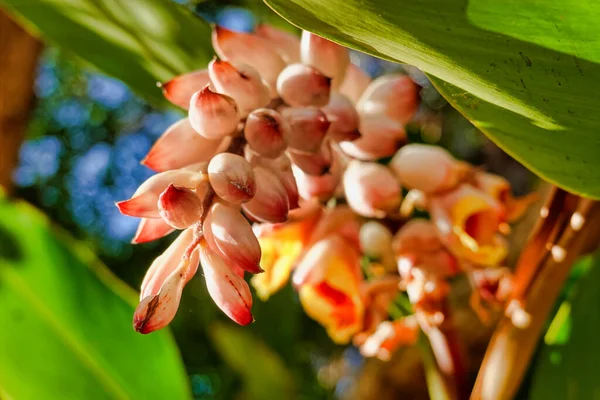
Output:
[{"xmin": 118, "ymin": 23, "xmax": 534, "ymax": 362}]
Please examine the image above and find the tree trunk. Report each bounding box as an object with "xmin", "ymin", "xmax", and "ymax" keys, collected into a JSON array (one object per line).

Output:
[{"xmin": 0, "ymin": 9, "xmax": 42, "ymax": 194}]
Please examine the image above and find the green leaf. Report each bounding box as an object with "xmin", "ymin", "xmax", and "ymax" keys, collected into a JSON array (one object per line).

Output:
[
  {"xmin": 263, "ymin": 0, "xmax": 600, "ymax": 198},
  {"xmin": 210, "ymin": 322, "xmax": 295, "ymax": 400},
  {"xmin": 1, "ymin": 0, "xmax": 213, "ymax": 105},
  {"xmin": 529, "ymin": 253, "xmax": 600, "ymax": 399},
  {"xmin": 0, "ymin": 198, "xmax": 191, "ymax": 400}
]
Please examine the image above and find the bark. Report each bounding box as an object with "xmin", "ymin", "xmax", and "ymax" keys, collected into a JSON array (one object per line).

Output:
[{"xmin": 0, "ymin": 9, "xmax": 42, "ymax": 194}]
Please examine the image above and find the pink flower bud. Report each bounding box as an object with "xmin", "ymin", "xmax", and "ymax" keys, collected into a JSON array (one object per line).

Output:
[
  {"xmin": 208, "ymin": 59, "xmax": 270, "ymax": 117},
  {"xmin": 189, "ymin": 86, "xmax": 240, "ymax": 140},
  {"xmin": 276, "ymin": 64, "xmax": 331, "ymax": 107},
  {"xmin": 142, "ymin": 118, "xmax": 222, "ymax": 172},
  {"xmin": 242, "ymin": 166, "xmax": 289, "ymax": 223},
  {"xmin": 281, "ymin": 107, "xmax": 330, "ymax": 153},
  {"xmin": 339, "ymin": 116, "xmax": 405, "ymax": 160},
  {"xmin": 134, "ymin": 229, "xmax": 199, "ymax": 333},
  {"xmin": 244, "ymin": 153, "xmax": 299, "ymax": 209},
  {"xmin": 157, "ymin": 184, "xmax": 203, "ymax": 229},
  {"xmin": 322, "ymin": 93, "xmax": 359, "ymax": 142},
  {"xmin": 203, "ymin": 203, "xmax": 262, "ymax": 274},
  {"xmin": 390, "ymin": 144, "xmax": 470, "ymax": 194},
  {"xmin": 357, "ymin": 74, "xmax": 420, "ymax": 123},
  {"xmin": 293, "ymin": 162, "xmax": 340, "ymax": 203},
  {"xmin": 300, "ymin": 31, "xmax": 349, "ymax": 89},
  {"xmin": 208, "ymin": 153, "xmax": 256, "ymax": 204},
  {"xmin": 199, "ymin": 241, "xmax": 253, "ymax": 325},
  {"xmin": 343, "ymin": 161, "xmax": 402, "ymax": 218},
  {"xmin": 255, "ymin": 23, "xmax": 301, "ymax": 63},
  {"xmin": 359, "ymin": 221, "xmax": 395, "ymax": 267},
  {"xmin": 244, "ymin": 109, "xmax": 289, "ymax": 158},
  {"xmin": 273, "ymin": 167, "xmax": 300, "ymax": 210},
  {"xmin": 288, "ymin": 141, "xmax": 332, "ymax": 176},
  {"xmin": 116, "ymin": 170, "xmax": 206, "ymax": 218},
  {"xmin": 131, "ymin": 218, "xmax": 175, "ymax": 244},
  {"xmin": 339, "ymin": 64, "xmax": 372, "ymax": 104},
  {"xmin": 212, "ymin": 26, "xmax": 285, "ymax": 97},
  {"xmin": 160, "ymin": 69, "xmax": 211, "ymax": 109}
]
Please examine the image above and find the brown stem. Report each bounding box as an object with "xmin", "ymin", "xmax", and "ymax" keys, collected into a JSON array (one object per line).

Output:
[
  {"xmin": 0, "ymin": 9, "xmax": 42, "ymax": 194},
  {"xmin": 420, "ymin": 302, "xmax": 468, "ymax": 400},
  {"xmin": 471, "ymin": 189, "xmax": 600, "ymax": 400}
]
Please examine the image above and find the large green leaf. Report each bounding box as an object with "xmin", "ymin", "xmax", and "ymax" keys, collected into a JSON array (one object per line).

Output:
[
  {"xmin": 1, "ymin": 0, "xmax": 213, "ymax": 105},
  {"xmin": 529, "ymin": 254, "xmax": 600, "ymax": 399},
  {"xmin": 263, "ymin": 0, "xmax": 600, "ymax": 198},
  {"xmin": 0, "ymin": 197, "xmax": 191, "ymax": 400},
  {"xmin": 210, "ymin": 322, "xmax": 295, "ymax": 400}
]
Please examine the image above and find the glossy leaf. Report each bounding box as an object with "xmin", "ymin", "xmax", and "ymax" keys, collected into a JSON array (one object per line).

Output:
[
  {"xmin": 1, "ymin": 0, "xmax": 213, "ymax": 105},
  {"xmin": 210, "ymin": 322, "xmax": 295, "ymax": 400},
  {"xmin": 263, "ymin": 0, "xmax": 600, "ymax": 198},
  {"xmin": 529, "ymin": 254, "xmax": 600, "ymax": 399},
  {"xmin": 0, "ymin": 198, "xmax": 190, "ymax": 399}
]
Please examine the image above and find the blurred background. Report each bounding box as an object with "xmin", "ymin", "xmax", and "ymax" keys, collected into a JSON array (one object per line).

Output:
[{"xmin": 1, "ymin": 1, "xmax": 559, "ymax": 399}]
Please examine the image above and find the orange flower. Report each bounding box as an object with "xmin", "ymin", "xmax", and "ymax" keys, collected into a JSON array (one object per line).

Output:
[
  {"xmin": 293, "ymin": 234, "xmax": 364, "ymax": 344},
  {"xmin": 251, "ymin": 206, "xmax": 321, "ymax": 300}
]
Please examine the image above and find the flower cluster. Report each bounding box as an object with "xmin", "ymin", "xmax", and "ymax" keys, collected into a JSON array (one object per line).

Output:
[{"xmin": 118, "ymin": 23, "xmax": 534, "ymax": 362}]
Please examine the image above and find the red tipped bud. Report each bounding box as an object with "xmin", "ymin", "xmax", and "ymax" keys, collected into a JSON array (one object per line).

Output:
[
  {"xmin": 300, "ymin": 31, "xmax": 349, "ymax": 89},
  {"xmin": 189, "ymin": 86, "xmax": 240, "ymax": 140},
  {"xmin": 282, "ymin": 107, "xmax": 330, "ymax": 153},
  {"xmin": 157, "ymin": 184, "xmax": 203, "ymax": 229},
  {"xmin": 242, "ymin": 166, "xmax": 289, "ymax": 223},
  {"xmin": 390, "ymin": 144, "xmax": 470, "ymax": 194},
  {"xmin": 293, "ymin": 162, "xmax": 340, "ymax": 203},
  {"xmin": 131, "ymin": 218, "xmax": 175, "ymax": 244},
  {"xmin": 276, "ymin": 64, "xmax": 331, "ymax": 107},
  {"xmin": 116, "ymin": 170, "xmax": 206, "ymax": 218},
  {"xmin": 134, "ymin": 229, "xmax": 199, "ymax": 333},
  {"xmin": 357, "ymin": 74, "xmax": 420, "ymax": 123},
  {"xmin": 212, "ymin": 26, "xmax": 285, "ymax": 97},
  {"xmin": 244, "ymin": 109, "xmax": 289, "ymax": 158},
  {"xmin": 199, "ymin": 241, "xmax": 253, "ymax": 325},
  {"xmin": 208, "ymin": 153, "xmax": 256, "ymax": 204},
  {"xmin": 255, "ymin": 23, "xmax": 301, "ymax": 63},
  {"xmin": 204, "ymin": 203, "xmax": 262, "ymax": 274},
  {"xmin": 339, "ymin": 64, "xmax": 372, "ymax": 104},
  {"xmin": 322, "ymin": 93, "xmax": 359, "ymax": 142},
  {"xmin": 160, "ymin": 69, "xmax": 211, "ymax": 109},
  {"xmin": 142, "ymin": 118, "xmax": 222, "ymax": 172},
  {"xmin": 343, "ymin": 161, "xmax": 402, "ymax": 218},
  {"xmin": 208, "ymin": 59, "xmax": 270, "ymax": 117}
]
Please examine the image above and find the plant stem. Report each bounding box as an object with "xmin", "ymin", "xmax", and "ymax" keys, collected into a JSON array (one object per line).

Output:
[{"xmin": 471, "ymin": 189, "xmax": 600, "ymax": 400}]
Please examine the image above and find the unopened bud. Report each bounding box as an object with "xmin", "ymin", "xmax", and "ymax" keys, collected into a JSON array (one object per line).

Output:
[
  {"xmin": 242, "ymin": 166, "xmax": 289, "ymax": 223},
  {"xmin": 277, "ymin": 64, "xmax": 331, "ymax": 107},
  {"xmin": 189, "ymin": 86, "xmax": 240, "ymax": 139},
  {"xmin": 157, "ymin": 184, "xmax": 203, "ymax": 229},
  {"xmin": 142, "ymin": 118, "xmax": 222, "ymax": 172},
  {"xmin": 208, "ymin": 59, "xmax": 270, "ymax": 117},
  {"xmin": 339, "ymin": 64, "xmax": 372, "ymax": 104},
  {"xmin": 288, "ymin": 141, "xmax": 332, "ymax": 176},
  {"xmin": 322, "ymin": 93, "xmax": 359, "ymax": 142},
  {"xmin": 255, "ymin": 23, "xmax": 301, "ymax": 64},
  {"xmin": 212, "ymin": 26, "xmax": 285, "ymax": 97},
  {"xmin": 160, "ymin": 69, "xmax": 211, "ymax": 109},
  {"xmin": 390, "ymin": 144, "xmax": 467, "ymax": 194},
  {"xmin": 208, "ymin": 153, "xmax": 256, "ymax": 204},
  {"xmin": 300, "ymin": 31, "xmax": 349, "ymax": 88},
  {"xmin": 293, "ymin": 163, "xmax": 340, "ymax": 202},
  {"xmin": 343, "ymin": 161, "xmax": 402, "ymax": 218},
  {"xmin": 204, "ymin": 203, "xmax": 262, "ymax": 274},
  {"xmin": 282, "ymin": 107, "xmax": 330, "ymax": 153},
  {"xmin": 339, "ymin": 116, "xmax": 405, "ymax": 160},
  {"xmin": 244, "ymin": 109, "xmax": 289, "ymax": 158},
  {"xmin": 357, "ymin": 74, "xmax": 420, "ymax": 123}
]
